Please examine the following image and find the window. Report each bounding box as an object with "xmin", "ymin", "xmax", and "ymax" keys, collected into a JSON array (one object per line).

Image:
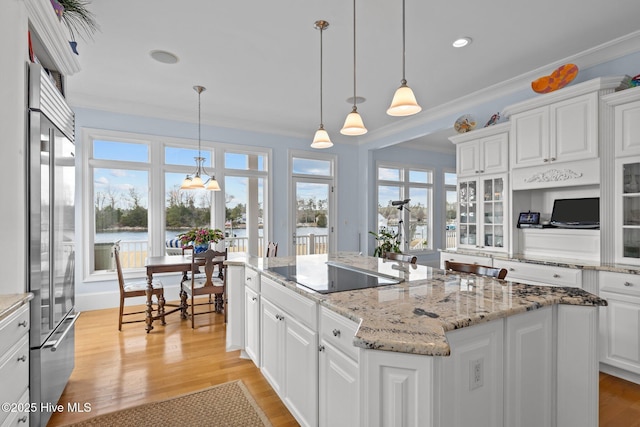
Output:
[
  {"xmin": 84, "ymin": 130, "xmax": 269, "ymax": 279},
  {"xmin": 290, "ymin": 153, "xmax": 336, "ymax": 255},
  {"xmin": 376, "ymin": 163, "xmax": 433, "ymax": 253},
  {"xmin": 444, "ymin": 171, "xmax": 457, "ymax": 249}
]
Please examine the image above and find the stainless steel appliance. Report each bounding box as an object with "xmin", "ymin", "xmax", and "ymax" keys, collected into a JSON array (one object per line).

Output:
[{"xmin": 27, "ymin": 63, "xmax": 79, "ymax": 427}]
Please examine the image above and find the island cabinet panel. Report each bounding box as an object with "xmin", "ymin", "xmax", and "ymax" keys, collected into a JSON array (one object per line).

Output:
[
  {"xmin": 504, "ymin": 306, "xmax": 553, "ymax": 427},
  {"xmin": 260, "ymin": 298, "xmax": 284, "ymax": 395},
  {"xmin": 361, "ymin": 350, "xmax": 435, "ymax": 427},
  {"xmin": 244, "ymin": 286, "xmax": 260, "ymax": 366},
  {"xmin": 440, "ymin": 319, "xmax": 504, "ymax": 427},
  {"xmin": 225, "ymin": 264, "xmax": 245, "ymax": 352}
]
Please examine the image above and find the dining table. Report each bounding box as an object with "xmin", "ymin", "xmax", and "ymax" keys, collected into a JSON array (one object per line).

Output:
[{"xmin": 143, "ymin": 254, "xmax": 226, "ymax": 332}]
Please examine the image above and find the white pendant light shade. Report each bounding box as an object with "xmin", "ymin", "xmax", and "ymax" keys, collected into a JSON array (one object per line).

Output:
[
  {"xmin": 190, "ymin": 175, "xmax": 204, "ymax": 189},
  {"xmin": 340, "ymin": 107, "xmax": 367, "ymax": 135},
  {"xmin": 206, "ymin": 178, "xmax": 221, "ymax": 191},
  {"xmin": 387, "ymin": 82, "xmax": 422, "ymax": 116},
  {"xmin": 180, "ymin": 176, "xmax": 192, "ymax": 189},
  {"xmin": 311, "ymin": 126, "xmax": 333, "ymax": 149}
]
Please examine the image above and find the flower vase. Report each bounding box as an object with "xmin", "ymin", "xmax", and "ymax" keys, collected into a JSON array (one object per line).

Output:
[{"xmin": 194, "ymin": 244, "xmax": 209, "ymax": 254}]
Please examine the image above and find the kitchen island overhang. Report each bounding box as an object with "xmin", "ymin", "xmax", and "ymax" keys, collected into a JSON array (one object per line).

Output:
[{"xmin": 225, "ymin": 252, "xmax": 606, "ymax": 427}]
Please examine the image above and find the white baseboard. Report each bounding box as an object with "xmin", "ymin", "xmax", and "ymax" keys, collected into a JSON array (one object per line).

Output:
[
  {"xmin": 75, "ymin": 283, "xmax": 182, "ymax": 311},
  {"xmin": 600, "ymin": 363, "xmax": 640, "ymax": 385}
]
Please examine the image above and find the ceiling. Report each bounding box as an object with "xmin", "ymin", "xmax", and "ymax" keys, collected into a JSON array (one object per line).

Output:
[{"xmin": 66, "ymin": 0, "xmax": 640, "ymax": 152}]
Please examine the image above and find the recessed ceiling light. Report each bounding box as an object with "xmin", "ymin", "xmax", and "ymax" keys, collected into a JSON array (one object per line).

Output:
[
  {"xmin": 150, "ymin": 50, "xmax": 179, "ymax": 64},
  {"xmin": 346, "ymin": 96, "xmax": 366, "ymax": 104},
  {"xmin": 452, "ymin": 37, "xmax": 472, "ymax": 48}
]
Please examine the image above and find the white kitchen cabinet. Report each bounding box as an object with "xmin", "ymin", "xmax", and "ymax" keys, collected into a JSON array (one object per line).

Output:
[
  {"xmin": 603, "ymin": 86, "xmax": 640, "ymax": 158},
  {"xmin": 492, "ymin": 259, "xmax": 582, "ymax": 287},
  {"xmin": 244, "ymin": 286, "xmax": 260, "ymax": 366},
  {"xmin": 504, "ymin": 307, "xmax": 553, "ymax": 427},
  {"xmin": 510, "ymin": 92, "xmax": 598, "ymax": 168},
  {"xmin": 0, "ymin": 303, "xmax": 30, "ymax": 427},
  {"xmin": 457, "ymin": 173, "xmax": 507, "ymax": 253},
  {"xmin": 614, "ymin": 156, "xmax": 640, "ymax": 265},
  {"xmin": 599, "ymin": 271, "xmax": 640, "ymax": 377},
  {"xmin": 260, "ymin": 277, "xmax": 318, "ymax": 427},
  {"xmin": 439, "ymin": 252, "xmax": 492, "ymax": 269},
  {"xmin": 451, "ymin": 123, "xmax": 509, "ymax": 178},
  {"xmin": 318, "ymin": 307, "xmax": 359, "ymax": 427}
]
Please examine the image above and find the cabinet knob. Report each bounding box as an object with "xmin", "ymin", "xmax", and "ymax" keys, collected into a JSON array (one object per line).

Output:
[
  {"xmin": 18, "ymin": 320, "xmax": 28, "ymax": 327},
  {"xmin": 553, "ymin": 274, "xmax": 560, "ymax": 278},
  {"xmin": 17, "ymin": 354, "xmax": 27, "ymax": 362},
  {"xmin": 318, "ymin": 345, "xmax": 325, "ymax": 352},
  {"xmin": 332, "ymin": 329, "xmax": 341, "ymax": 337},
  {"xmin": 18, "ymin": 416, "xmax": 27, "ymax": 423},
  {"xmin": 624, "ymin": 282, "xmax": 633, "ymax": 287},
  {"xmin": 475, "ymin": 170, "xmax": 480, "ymax": 174},
  {"xmin": 550, "ymin": 157, "xmax": 556, "ymax": 161},
  {"xmin": 251, "ymin": 297, "xmax": 257, "ymax": 301},
  {"xmin": 509, "ymin": 268, "xmax": 515, "ymax": 271},
  {"xmin": 543, "ymin": 158, "xmax": 549, "ymax": 162},
  {"xmin": 480, "ymin": 170, "xmax": 484, "ymax": 173},
  {"xmin": 276, "ymin": 314, "xmax": 284, "ymax": 321},
  {"xmin": 246, "ymin": 277, "xmax": 252, "ymax": 281}
]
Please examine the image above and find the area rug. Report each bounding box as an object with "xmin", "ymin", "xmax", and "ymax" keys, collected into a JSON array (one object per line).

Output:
[{"xmin": 64, "ymin": 380, "xmax": 272, "ymax": 427}]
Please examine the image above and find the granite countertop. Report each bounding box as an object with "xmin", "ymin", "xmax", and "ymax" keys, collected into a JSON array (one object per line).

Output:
[
  {"xmin": 240, "ymin": 252, "xmax": 606, "ymax": 356},
  {"xmin": 441, "ymin": 248, "xmax": 640, "ymax": 274},
  {"xmin": 0, "ymin": 293, "xmax": 33, "ymax": 321}
]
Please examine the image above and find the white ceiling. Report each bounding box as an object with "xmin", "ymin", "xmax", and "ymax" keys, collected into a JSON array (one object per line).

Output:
[{"xmin": 66, "ymin": 0, "xmax": 640, "ymax": 153}]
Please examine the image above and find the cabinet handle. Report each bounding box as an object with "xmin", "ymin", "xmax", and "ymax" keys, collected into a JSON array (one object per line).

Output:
[
  {"xmin": 480, "ymin": 170, "xmax": 484, "ymax": 173},
  {"xmin": 553, "ymin": 274, "xmax": 560, "ymax": 278},
  {"xmin": 475, "ymin": 170, "xmax": 480, "ymax": 174},
  {"xmin": 18, "ymin": 320, "xmax": 28, "ymax": 327},
  {"xmin": 318, "ymin": 345, "xmax": 325, "ymax": 352},
  {"xmin": 550, "ymin": 157, "xmax": 556, "ymax": 161},
  {"xmin": 246, "ymin": 277, "xmax": 252, "ymax": 281},
  {"xmin": 332, "ymin": 329, "xmax": 341, "ymax": 337},
  {"xmin": 275, "ymin": 314, "xmax": 284, "ymax": 321},
  {"xmin": 251, "ymin": 297, "xmax": 257, "ymax": 301},
  {"xmin": 18, "ymin": 416, "xmax": 27, "ymax": 423},
  {"xmin": 624, "ymin": 282, "xmax": 633, "ymax": 287},
  {"xmin": 543, "ymin": 158, "xmax": 549, "ymax": 162},
  {"xmin": 17, "ymin": 355, "xmax": 27, "ymax": 362}
]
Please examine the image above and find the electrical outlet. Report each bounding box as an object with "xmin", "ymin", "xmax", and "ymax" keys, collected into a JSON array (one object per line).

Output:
[{"xmin": 469, "ymin": 358, "xmax": 483, "ymax": 391}]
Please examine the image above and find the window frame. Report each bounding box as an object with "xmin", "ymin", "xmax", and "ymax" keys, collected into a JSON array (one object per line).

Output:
[{"xmin": 375, "ymin": 161, "xmax": 434, "ymax": 254}]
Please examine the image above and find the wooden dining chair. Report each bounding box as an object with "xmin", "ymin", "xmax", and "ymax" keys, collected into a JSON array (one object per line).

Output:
[
  {"xmin": 384, "ymin": 252, "xmax": 417, "ymax": 264},
  {"xmin": 180, "ymin": 248, "xmax": 228, "ymax": 328},
  {"xmin": 115, "ymin": 246, "xmax": 165, "ymax": 331},
  {"xmin": 444, "ymin": 260, "xmax": 508, "ymax": 279},
  {"xmin": 266, "ymin": 241, "xmax": 278, "ymax": 257}
]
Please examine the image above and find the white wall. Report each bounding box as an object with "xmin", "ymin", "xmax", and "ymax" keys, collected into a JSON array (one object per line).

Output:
[{"xmin": 0, "ymin": 0, "xmax": 28, "ymax": 294}]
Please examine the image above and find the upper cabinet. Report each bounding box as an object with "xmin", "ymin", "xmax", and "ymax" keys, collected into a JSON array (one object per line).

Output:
[
  {"xmin": 450, "ymin": 122, "xmax": 509, "ymax": 178},
  {"xmin": 603, "ymin": 86, "xmax": 640, "ymax": 158},
  {"xmin": 509, "ymin": 92, "xmax": 598, "ymax": 168}
]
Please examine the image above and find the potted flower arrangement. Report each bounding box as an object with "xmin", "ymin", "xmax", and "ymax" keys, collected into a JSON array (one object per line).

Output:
[{"xmin": 178, "ymin": 227, "xmax": 224, "ymax": 253}]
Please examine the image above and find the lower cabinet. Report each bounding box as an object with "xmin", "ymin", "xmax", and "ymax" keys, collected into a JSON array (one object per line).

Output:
[
  {"xmin": 244, "ymin": 287, "xmax": 260, "ymax": 366},
  {"xmin": 260, "ymin": 286, "xmax": 318, "ymax": 427},
  {"xmin": 318, "ymin": 307, "xmax": 359, "ymax": 427},
  {"xmin": 599, "ymin": 271, "xmax": 640, "ymax": 378},
  {"xmin": 0, "ymin": 303, "xmax": 30, "ymax": 427}
]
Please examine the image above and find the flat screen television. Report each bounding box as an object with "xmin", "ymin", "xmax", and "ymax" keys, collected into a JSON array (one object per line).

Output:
[{"xmin": 550, "ymin": 197, "xmax": 600, "ymax": 229}]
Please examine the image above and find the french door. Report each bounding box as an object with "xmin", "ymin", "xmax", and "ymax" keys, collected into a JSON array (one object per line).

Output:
[{"xmin": 291, "ymin": 177, "xmax": 334, "ymax": 255}]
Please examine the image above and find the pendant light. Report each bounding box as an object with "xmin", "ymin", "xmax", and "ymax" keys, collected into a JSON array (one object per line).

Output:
[
  {"xmin": 340, "ymin": 0, "xmax": 367, "ymax": 136},
  {"xmin": 387, "ymin": 0, "xmax": 422, "ymax": 117},
  {"xmin": 311, "ymin": 20, "xmax": 333, "ymax": 149},
  {"xmin": 180, "ymin": 85, "xmax": 221, "ymax": 191}
]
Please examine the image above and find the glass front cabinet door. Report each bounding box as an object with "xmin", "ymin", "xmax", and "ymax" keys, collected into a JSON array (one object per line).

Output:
[
  {"xmin": 458, "ymin": 174, "xmax": 507, "ymax": 252},
  {"xmin": 616, "ymin": 156, "xmax": 640, "ymax": 264}
]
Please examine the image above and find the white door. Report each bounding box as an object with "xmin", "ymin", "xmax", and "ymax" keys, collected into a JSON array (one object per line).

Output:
[
  {"xmin": 292, "ymin": 177, "xmax": 334, "ymax": 255},
  {"xmin": 319, "ymin": 341, "xmax": 359, "ymax": 427}
]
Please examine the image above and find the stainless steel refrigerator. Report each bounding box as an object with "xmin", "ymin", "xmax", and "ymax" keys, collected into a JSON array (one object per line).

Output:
[{"xmin": 27, "ymin": 62, "xmax": 79, "ymax": 427}]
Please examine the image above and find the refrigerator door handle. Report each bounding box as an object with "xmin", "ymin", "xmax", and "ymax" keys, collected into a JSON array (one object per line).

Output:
[{"xmin": 43, "ymin": 312, "xmax": 80, "ymax": 351}]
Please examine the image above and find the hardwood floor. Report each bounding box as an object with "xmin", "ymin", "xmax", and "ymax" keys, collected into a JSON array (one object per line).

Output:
[
  {"xmin": 48, "ymin": 301, "xmax": 298, "ymax": 426},
  {"xmin": 48, "ymin": 301, "xmax": 640, "ymax": 426}
]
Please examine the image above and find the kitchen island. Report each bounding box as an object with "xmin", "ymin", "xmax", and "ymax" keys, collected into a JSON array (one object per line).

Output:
[{"xmin": 225, "ymin": 252, "xmax": 606, "ymax": 427}]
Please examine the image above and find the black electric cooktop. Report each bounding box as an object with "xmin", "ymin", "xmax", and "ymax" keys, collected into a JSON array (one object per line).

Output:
[{"xmin": 267, "ymin": 262, "xmax": 402, "ymax": 294}]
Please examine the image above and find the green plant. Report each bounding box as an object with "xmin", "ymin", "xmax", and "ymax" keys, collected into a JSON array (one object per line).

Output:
[
  {"xmin": 369, "ymin": 228, "xmax": 401, "ymax": 258},
  {"xmin": 57, "ymin": 0, "xmax": 99, "ymax": 41},
  {"xmin": 177, "ymin": 227, "xmax": 224, "ymax": 247}
]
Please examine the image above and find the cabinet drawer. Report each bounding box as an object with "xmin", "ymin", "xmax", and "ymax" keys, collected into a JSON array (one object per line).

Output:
[
  {"xmin": 440, "ymin": 253, "xmax": 492, "ymax": 269},
  {"xmin": 494, "ymin": 260, "xmax": 582, "ymax": 288},
  {"xmin": 320, "ymin": 307, "xmax": 359, "ymax": 361},
  {"xmin": 262, "ymin": 277, "xmax": 317, "ymax": 330},
  {"xmin": 600, "ymin": 271, "xmax": 640, "ymax": 297},
  {"xmin": 245, "ymin": 268, "xmax": 260, "ymax": 292},
  {"xmin": 0, "ymin": 304, "xmax": 29, "ymax": 358},
  {"xmin": 0, "ymin": 388, "xmax": 29, "ymax": 427},
  {"xmin": 0, "ymin": 335, "xmax": 29, "ymax": 425}
]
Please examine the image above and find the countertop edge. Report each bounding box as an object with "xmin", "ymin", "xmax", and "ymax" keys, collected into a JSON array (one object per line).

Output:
[{"xmin": 0, "ymin": 293, "xmax": 34, "ymax": 321}]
